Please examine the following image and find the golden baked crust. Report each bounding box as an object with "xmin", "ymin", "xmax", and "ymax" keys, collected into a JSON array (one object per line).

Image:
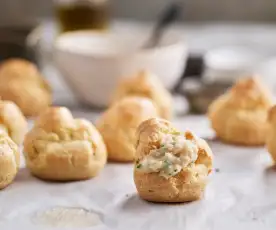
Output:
[
  {"xmin": 97, "ymin": 97, "xmax": 159, "ymax": 162},
  {"xmin": 0, "ymin": 59, "xmax": 52, "ymax": 117},
  {"xmin": 0, "ymin": 100, "xmax": 28, "ymax": 145},
  {"xmin": 208, "ymin": 77, "xmax": 274, "ymax": 146},
  {"xmin": 0, "ymin": 132, "xmax": 20, "ymax": 190},
  {"xmin": 111, "ymin": 70, "xmax": 172, "ymax": 119},
  {"xmin": 266, "ymin": 105, "xmax": 276, "ymax": 163},
  {"xmin": 134, "ymin": 118, "xmax": 213, "ymax": 203},
  {"xmin": 24, "ymin": 107, "xmax": 107, "ymax": 181}
]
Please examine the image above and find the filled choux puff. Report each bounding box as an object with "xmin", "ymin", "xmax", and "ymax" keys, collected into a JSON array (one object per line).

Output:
[
  {"xmin": 0, "ymin": 100, "xmax": 28, "ymax": 145},
  {"xmin": 266, "ymin": 105, "xmax": 276, "ymax": 163},
  {"xmin": 134, "ymin": 118, "xmax": 213, "ymax": 203},
  {"xmin": 97, "ymin": 96, "xmax": 159, "ymax": 162},
  {"xmin": 208, "ymin": 76, "xmax": 274, "ymax": 146},
  {"xmin": 23, "ymin": 107, "xmax": 107, "ymax": 181},
  {"xmin": 0, "ymin": 59, "xmax": 52, "ymax": 117},
  {"xmin": 0, "ymin": 132, "xmax": 20, "ymax": 190},
  {"xmin": 112, "ymin": 70, "xmax": 172, "ymax": 119}
]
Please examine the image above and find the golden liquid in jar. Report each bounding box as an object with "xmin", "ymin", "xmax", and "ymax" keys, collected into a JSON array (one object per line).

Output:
[{"xmin": 56, "ymin": 2, "xmax": 109, "ymax": 32}]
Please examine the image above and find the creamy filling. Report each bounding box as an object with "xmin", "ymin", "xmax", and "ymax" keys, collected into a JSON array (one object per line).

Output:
[{"xmin": 136, "ymin": 132, "xmax": 198, "ymax": 179}]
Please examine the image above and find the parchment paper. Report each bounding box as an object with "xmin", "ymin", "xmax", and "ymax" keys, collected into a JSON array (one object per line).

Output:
[{"xmin": 1, "ymin": 115, "xmax": 276, "ymax": 230}]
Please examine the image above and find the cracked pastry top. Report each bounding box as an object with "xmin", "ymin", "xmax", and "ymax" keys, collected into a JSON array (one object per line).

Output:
[
  {"xmin": 0, "ymin": 58, "xmax": 52, "ymax": 117},
  {"xmin": 266, "ymin": 105, "xmax": 276, "ymax": 163},
  {"xmin": 0, "ymin": 132, "xmax": 20, "ymax": 190},
  {"xmin": 111, "ymin": 70, "xmax": 172, "ymax": 119},
  {"xmin": 134, "ymin": 118, "xmax": 213, "ymax": 203},
  {"xmin": 208, "ymin": 76, "xmax": 274, "ymax": 146},
  {"xmin": 23, "ymin": 107, "xmax": 107, "ymax": 181},
  {"xmin": 97, "ymin": 96, "xmax": 159, "ymax": 162}
]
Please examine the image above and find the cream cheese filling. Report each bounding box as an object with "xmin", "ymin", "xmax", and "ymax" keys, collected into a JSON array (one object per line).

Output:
[{"xmin": 136, "ymin": 132, "xmax": 198, "ymax": 179}]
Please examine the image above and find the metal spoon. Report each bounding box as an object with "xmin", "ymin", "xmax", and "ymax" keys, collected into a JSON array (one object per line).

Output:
[{"xmin": 142, "ymin": 1, "xmax": 182, "ymax": 49}]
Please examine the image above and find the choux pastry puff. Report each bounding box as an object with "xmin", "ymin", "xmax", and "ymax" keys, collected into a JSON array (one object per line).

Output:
[
  {"xmin": 208, "ymin": 76, "xmax": 274, "ymax": 146},
  {"xmin": 0, "ymin": 100, "xmax": 28, "ymax": 145},
  {"xmin": 111, "ymin": 70, "xmax": 172, "ymax": 119},
  {"xmin": 266, "ymin": 105, "xmax": 276, "ymax": 163},
  {"xmin": 134, "ymin": 118, "xmax": 213, "ymax": 203},
  {"xmin": 23, "ymin": 107, "xmax": 107, "ymax": 181},
  {"xmin": 0, "ymin": 58, "xmax": 52, "ymax": 117},
  {"xmin": 0, "ymin": 132, "xmax": 20, "ymax": 190},
  {"xmin": 97, "ymin": 96, "xmax": 159, "ymax": 162}
]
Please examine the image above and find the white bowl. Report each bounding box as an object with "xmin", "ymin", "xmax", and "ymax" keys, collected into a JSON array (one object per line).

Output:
[
  {"xmin": 54, "ymin": 30, "xmax": 188, "ymax": 107},
  {"xmin": 255, "ymin": 57, "xmax": 276, "ymax": 92},
  {"xmin": 203, "ymin": 46, "xmax": 262, "ymax": 84}
]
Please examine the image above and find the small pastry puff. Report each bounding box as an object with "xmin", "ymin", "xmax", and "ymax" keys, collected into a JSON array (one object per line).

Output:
[
  {"xmin": 111, "ymin": 70, "xmax": 173, "ymax": 119},
  {"xmin": 208, "ymin": 76, "xmax": 274, "ymax": 146},
  {"xmin": 97, "ymin": 96, "xmax": 159, "ymax": 162},
  {"xmin": 134, "ymin": 118, "xmax": 213, "ymax": 203},
  {"xmin": 0, "ymin": 132, "xmax": 20, "ymax": 190},
  {"xmin": 24, "ymin": 107, "xmax": 107, "ymax": 181},
  {"xmin": 266, "ymin": 105, "xmax": 276, "ymax": 163},
  {"xmin": 0, "ymin": 58, "xmax": 52, "ymax": 117},
  {"xmin": 0, "ymin": 100, "xmax": 28, "ymax": 145}
]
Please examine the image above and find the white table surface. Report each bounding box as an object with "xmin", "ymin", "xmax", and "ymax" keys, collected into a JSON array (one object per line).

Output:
[{"xmin": 1, "ymin": 112, "xmax": 275, "ymax": 230}]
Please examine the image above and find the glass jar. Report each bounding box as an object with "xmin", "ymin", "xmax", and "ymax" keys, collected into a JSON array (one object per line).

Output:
[{"xmin": 54, "ymin": 0, "xmax": 110, "ymax": 33}]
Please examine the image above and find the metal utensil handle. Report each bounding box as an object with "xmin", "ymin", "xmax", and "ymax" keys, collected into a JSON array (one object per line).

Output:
[
  {"xmin": 173, "ymin": 54, "xmax": 204, "ymax": 94},
  {"xmin": 143, "ymin": 1, "xmax": 182, "ymax": 49}
]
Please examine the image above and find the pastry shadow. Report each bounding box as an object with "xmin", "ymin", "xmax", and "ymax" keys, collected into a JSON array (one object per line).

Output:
[
  {"xmin": 15, "ymin": 168, "xmax": 34, "ymax": 182},
  {"xmin": 121, "ymin": 193, "xmax": 190, "ymax": 213},
  {"xmin": 264, "ymin": 164, "xmax": 276, "ymax": 174},
  {"xmin": 16, "ymin": 168, "xmax": 93, "ymax": 184},
  {"xmin": 120, "ymin": 194, "xmax": 146, "ymax": 211},
  {"xmin": 107, "ymin": 159, "xmax": 134, "ymax": 164},
  {"xmin": 31, "ymin": 176, "xmax": 94, "ymax": 184}
]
